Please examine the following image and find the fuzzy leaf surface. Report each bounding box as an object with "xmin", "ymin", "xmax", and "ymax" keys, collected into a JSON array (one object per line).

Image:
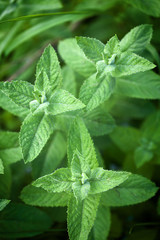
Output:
[
  {"xmin": 92, "ymin": 205, "xmax": 111, "ymax": 240},
  {"xmin": 79, "ymin": 74, "xmax": 115, "ymax": 112},
  {"xmin": 116, "ymin": 71, "xmax": 160, "ymax": 99},
  {"xmin": 20, "ymin": 113, "xmax": 54, "ymax": 163},
  {"xmin": 102, "ymin": 174, "xmax": 158, "ymax": 206},
  {"xmin": 68, "ymin": 117, "xmax": 98, "ymax": 168},
  {"xmin": 33, "ymin": 168, "xmax": 72, "ymax": 193},
  {"xmin": 67, "ymin": 194, "xmax": 100, "ymax": 240},
  {"xmin": 0, "ymin": 80, "xmax": 34, "ymax": 109},
  {"xmin": 58, "ymin": 38, "xmax": 96, "ymax": 77},
  {"xmin": 47, "ymin": 89, "xmax": 85, "ymax": 115},
  {"xmin": 90, "ymin": 168, "xmax": 130, "ymax": 194},
  {"xmin": 120, "ymin": 24, "xmax": 152, "ymax": 53},
  {"xmin": 35, "ymin": 44, "xmax": 62, "ymax": 96},
  {"xmin": 113, "ymin": 52, "xmax": 155, "ymax": 77},
  {"xmin": 0, "ymin": 131, "xmax": 22, "ymax": 164},
  {"xmin": 76, "ymin": 36, "xmax": 104, "ymax": 63},
  {"xmin": 20, "ymin": 185, "xmax": 69, "ymax": 207}
]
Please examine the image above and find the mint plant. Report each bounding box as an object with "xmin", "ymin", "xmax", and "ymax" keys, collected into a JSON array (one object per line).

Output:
[
  {"xmin": 0, "ymin": 21, "xmax": 159, "ymax": 240},
  {"xmin": 0, "ymin": 45, "xmax": 85, "ymax": 163}
]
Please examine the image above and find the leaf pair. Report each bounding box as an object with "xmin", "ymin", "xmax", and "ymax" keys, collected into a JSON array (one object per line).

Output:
[
  {"xmin": 74, "ymin": 25, "xmax": 156, "ymax": 112},
  {"xmin": 31, "ymin": 118, "xmax": 129, "ymax": 240},
  {"xmin": 0, "ymin": 45, "xmax": 85, "ymax": 163},
  {"xmin": 22, "ymin": 117, "xmax": 158, "ymax": 240}
]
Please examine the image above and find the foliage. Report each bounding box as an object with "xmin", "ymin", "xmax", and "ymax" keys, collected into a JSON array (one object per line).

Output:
[{"xmin": 0, "ymin": 0, "xmax": 160, "ymax": 239}]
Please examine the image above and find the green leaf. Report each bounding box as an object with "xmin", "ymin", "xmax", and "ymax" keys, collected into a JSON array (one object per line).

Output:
[
  {"xmin": 67, "ymin": 194, "xmax": 100, "ymax": 240},
  {"xmin": 35, "ymin": 44, "xmax": 62, "ymax": 97},
  {"xmin": 71, "ymin": 151, "xmax": 91, "ymax": 201},
  {"xmin": 90, "ymin": 168, "xmax": 130, "ymax": 194},
  {"xmin": 79, "ymin": 73, "xmax": 115, "ymax": 112},
  {"xmin": 141, "ymin": 110, "xmax": 160, "ymax": 143},
  {"xmin": 112, "ymin": 52, "xmax": 156, "ymax": 77},
  {"xmin": 32, "ymin": 131, "xmax": 67, "ymax": 178},
  {"xmin": 6, "ymin": 14, "xmax": 85, "ymax": 54},
  {"xmin": 102, "ymin": 174, "xmax": 158, "ymax": 206},
  {"xmin": 110, "ymin": 126, "xmax": 140, "ymax": 152},
  {"xmin": 33, "ymin": 168, "xmax": 72, "ymax": 193},
  {"xmin": 20, "ymin": 113, "xmax": 54, "ymax": 163},
  {"xmin": 76, "ymin": 36, "xmax": 104, "ymax": 63},
  {"xmin": 0, "ymin": 159, "xmax": 4, "ymax": 174},
  {"xmin": 134, "ymin": 146, "xmax": 153, "ymax": 168},
  {"xmin": 83, "ymin": 106, "xmax": 116, "ymax": 136},
  {"xmin": 21, "ymin": 0, "xmax": 62, "ymax": 11},
  {"xmin": 0, "ymin": 89, "xmax": 29, "ymax": 117},
  {"xmin": 103, "ymin": 35, "xmax": 120, "ymax": 64},
  {"xmin": 47, "ymin": 89, "xmax": 85, "ymax": 115},
  {"xmin": 0, "ymin": 80, "xmax": 34, "ymax": 109},
  {"xmin": 115, "ymin": 71, "xmax": 160, "ymax": 99},
  {"xmin": 120, "ymin": 24, "xmax": 153, "ymax": 53},
  {"xmin": 72, "ymin": 181, "xmax": 91, "ymax": 202},
  {"xmin": 125, "ymin": 0, "xmax": 160, "ymax": 17},
  {"xmin": 0, "ymin": 131, "xmax": 22, "ymax": 164},
  {"xmin": 58, "ymin": 38, "xmax": 96, "ymax": 77},
  {"xmin": 0, "ymin": 203, "xmax": 52, "ymax": 238},
  {"xmin": 71, "ymin": 150, "xmax": 90, "ymax": 178},
  {"xmin": 68, "ymin": 117, "xmax": 98, "ymax": 168},
  {"xmin": 92, "ymin": 205, "xmax": 111, "ymax": 240},
  {"xmin": 20, "ymin": 185, "xmax": 69, "ymax": 207},
  {"xmin": 62, "ymin": 66, "xmax": 77, "ymax": 96},
  {"xmin": 0, "ymin": 199, "xmax": 10, "ymax": 211}
]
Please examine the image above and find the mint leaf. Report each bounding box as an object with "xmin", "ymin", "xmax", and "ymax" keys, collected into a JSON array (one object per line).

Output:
[
  {"xmin": 72, "ymin": 181, "xmax": 90, "ymax": 202},
  {"xmin": 76, "ymin": 36, "xmax": 104, "ymax": 63},
  {"xmin": 71, "ymin": 151, "xmax": 91, "ymax": 201},
  {"xmin": 32, "ymin": 131, "xmax": 67, "ymax": 178},
  {"xmin": 83, "ymin": 107, "xmax": 116, "ymax": 136},
  {"xmin": 112, "ymin": 52, "xmax": 156, "ymax": 77},
  {"xmin": 47, "ymin": 89, "xmax": 85, "ymax": 115},
  {"xmin": 20, "ymin": 185, "xmax": 69, "ymax": 207},
  {"xmin": 110, "ymin": 126, "xmax": 140, "ymax": 152},
  {"xmin": 68, "ymin": 117, "xmax": 98, "ymax": 168},
  {"xmin": 33, "ymin": 168, "xmax": 72, "ymax": 193},
  {"xmin": 0, "ymin": 131, "xmax": 22, "ymax": 165},
  {"xmin": 92, "ymin": 205, "xmax": 111, "ymax": 240},
  {"xmin": 120, "ymin": 24, "xmax": 153, "ymax": 53},
  {"xmin": 35, "ymin": 44, "xmax": 62, "ymax": 97},
  {"xmin": 0, "ymin": 199, "xmax": 10, "ymax": 211},
  {"xmin": 103, "ymin": 35, "xmax": 120, "ymax": 64},
  {"xmin": 67, "ymin": 194, "xmax": 100, "ymax": 240},
  {"xmin": 0, "ymin": 159, "xmax": 4, "ymax": 174},
  {"xmin": 116, "ymin": 71, "xmax": 160, "ymax": 99},
  {"xmin": 79, "ymin": 73, "xmax": 115, "ymax": 112},
  {"xmin": 102, "ymin": 174, "xmax": 158, "ymax": 206},
  {"xmin": 62, "ymin": 66, "xmax": 77, "ymax": 96},
  {"xmin": 58, "ymin": 38, "xmax": 96, "ymax": 77},
  {"xmin": 0, "ymin": 80, "xmax": 34, "ymax": 109},
  {"xmin": 89, "ymin": 168, "xmax": 130, "ymax": 194},
  {"xmin": 0, "ymin": 88, "xmax": 29, "ymax": 117},
  {"xmin": 20, "ymin": 113, "xmax": 54, "ymax": 163},
  {"xmin": 134, "ymin": 146, "xmax": 153, "ymax": 168}
]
